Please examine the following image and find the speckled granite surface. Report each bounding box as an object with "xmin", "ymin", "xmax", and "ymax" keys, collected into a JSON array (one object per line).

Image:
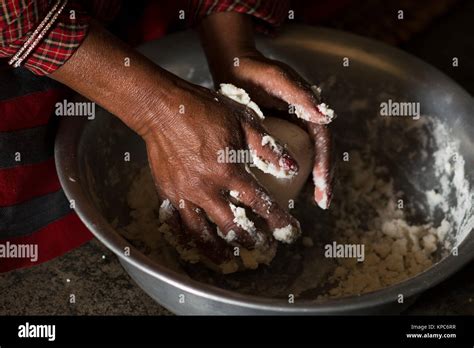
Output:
[
  {"xmin": 0, "ymin": 239, "xmax": 171, "ymax": 315},
  {"xmin": 0, "ymin": 238, "xmax": 472, "ymax": 315}
]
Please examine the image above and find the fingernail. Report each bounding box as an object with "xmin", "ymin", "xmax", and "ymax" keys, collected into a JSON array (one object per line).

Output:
[
  {"xmin": 315, "ymin": 188, "xmax": 331, "ymax": 210},
  {"xmin": 280, "ymin": 153, "xmax": 298, "ymax": 172},
  {"xmin": 317, "ymin": 194, "xmax": 328, "ymax": 210}
]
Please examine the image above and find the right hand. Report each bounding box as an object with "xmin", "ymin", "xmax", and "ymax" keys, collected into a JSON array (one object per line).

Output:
[
  {"xmin": 47, "ymin": 22, "xmax": 301, "ymax": 266},
  {"xmin": 143, "ymin": 81, "xmax": 302, "ymax": 265}
]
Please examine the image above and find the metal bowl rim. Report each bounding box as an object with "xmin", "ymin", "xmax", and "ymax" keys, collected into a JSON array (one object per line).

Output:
[{"xmin": 55, "ymin": 26, "xmax": 474, "ymax": 313}]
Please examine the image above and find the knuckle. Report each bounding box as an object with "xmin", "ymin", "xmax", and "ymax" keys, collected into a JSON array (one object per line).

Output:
[
  {"xmin": 221, "ymin": 221, "xmax": 238, "ymax": 235},
  {"xmin": 246, "ymin": 194, "xmax": 263, "ymax": 211}
]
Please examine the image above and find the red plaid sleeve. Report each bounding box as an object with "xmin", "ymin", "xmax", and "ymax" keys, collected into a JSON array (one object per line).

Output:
[
  {"xmin": 0, "ymin": 0, "xmax": 90, "ymax": 75},
  {"xmin": 191, "ymin": 0, "xmax": 290, "ymax": 29}
]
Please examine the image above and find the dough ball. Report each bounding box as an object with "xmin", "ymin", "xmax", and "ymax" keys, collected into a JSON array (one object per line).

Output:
[{"xmin": 250, "ymin": 117, "xmax": 314, "ymax": 208}]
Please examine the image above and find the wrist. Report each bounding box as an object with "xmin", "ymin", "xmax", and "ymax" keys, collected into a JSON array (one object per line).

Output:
[
  {"xmin": 50, "ymin": 22, "xmax": 187, "ymax": 139},
  {"xmin": 198, "ymin": 12, "xmax": 259, "ymax": 84},
  {"xmin": 129, "ymin": 75, "xmax": 189, "ymax": 139}
]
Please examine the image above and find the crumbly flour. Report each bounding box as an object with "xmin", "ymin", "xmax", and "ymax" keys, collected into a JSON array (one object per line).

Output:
[
  {"xmin": 289, "ymin": 116, "xmax": 472, "ymax": 299},
  {"xmin": 313, "ymin": 151, "xmax": 451, "ymax": 298},
  {"xmin": 118, "ymin": 100, "xmax": 472, "ymax": 299}
]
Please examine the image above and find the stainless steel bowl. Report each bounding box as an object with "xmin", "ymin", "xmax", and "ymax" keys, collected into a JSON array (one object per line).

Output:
[{"xmin": 55, "ymin": 26, "xmax": 474, "ymax": 315}]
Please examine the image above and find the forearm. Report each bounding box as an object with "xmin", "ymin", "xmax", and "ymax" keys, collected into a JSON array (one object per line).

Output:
[
  {"xmin": 198, "ymin": 12, "xmax": 259, "ymax": 83},
  {"xmin": 50, "ymin": 21, "xmax": 182, "ymax": 137}
]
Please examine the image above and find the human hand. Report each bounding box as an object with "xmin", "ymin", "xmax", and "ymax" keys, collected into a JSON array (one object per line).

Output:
[
  {"xmin": 199, "ymin": 12, "xmax": 335, "ymax": 210},
  {"xmin": 143, "ymin": 79, "xmax": 302, "ymax": 265},
  {"xmin": 50, "ymin": 22, "xmax": 302, "ymax": 269},
  {"xmin": 214, "ymin": 51, "xmax": 335, "ymax": 209}
]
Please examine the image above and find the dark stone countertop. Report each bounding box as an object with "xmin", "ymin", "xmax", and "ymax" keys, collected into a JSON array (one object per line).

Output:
[
  {"xmin": 0, "ymin": 239, "xmax": 170, "ymax": 315},
  {"xmin": 0, "ymin": 238, "xmax": 472, "ymax": 315}
]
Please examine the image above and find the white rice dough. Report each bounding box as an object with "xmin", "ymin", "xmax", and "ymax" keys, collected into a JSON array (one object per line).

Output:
[{"xmin": 250, "ymin": 117, "xmax": 314, "ymax": 209}]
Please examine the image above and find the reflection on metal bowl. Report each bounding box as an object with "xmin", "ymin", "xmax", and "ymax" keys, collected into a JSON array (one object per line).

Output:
[{"xmin": 55, "ymin": 26, "xmax": 474, "ymax": 315}]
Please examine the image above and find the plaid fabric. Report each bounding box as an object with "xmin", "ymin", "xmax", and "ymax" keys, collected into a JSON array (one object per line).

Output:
[
  {"xmin": 0, "ymin": 0, "xmax": 289, "ymax": 76},
  {"xmin": 0, "ymin": 0, "xmax": 290, "ymax": 273},
  {"xmin": 0, "ymin": 1, "xmax": 90, "ymax": 75},
  {"xmin": 191, "ymin": 0, "xmax": 290, "ymax": 28}
]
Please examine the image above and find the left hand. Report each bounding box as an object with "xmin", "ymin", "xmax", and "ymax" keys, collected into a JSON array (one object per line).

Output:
[
  {"xmin": 198, "ymin": 12, "xmax": 335, "ymax": 209},
  {"xmin": 213, "ymin": 50, "xmax": 335, "ymax": 209}
]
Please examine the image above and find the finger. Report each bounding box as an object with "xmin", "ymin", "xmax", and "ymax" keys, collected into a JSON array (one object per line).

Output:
[
  {"xmin": 228, "ymin": 176, "xmax": 301, "ymax": 244},
  {"xmin": 218, "ymin": 83, "xmax": 266, "ymax": 121},
  {"xmin": 275, "ymin": 64, "xmax": 337, "ymax": 125},
  {"xmin": 256, "ymin": 63, "xmax": 335, "ymax": 124},
  {"xmin": 241, "ymin": 121, "xmax": 299, "ymax": 179},
  {"xmin": 178, "ymin": 202, "xmax": 234, "ymax": 265},
  {"xmin": 200, "ymin": 193, "xmax": 269, "ymax": 250},
  {"xmin": 158, "ymin": 198, "xmax": 196, "ymax": 257},
  {"xmin": 237, "ymin": 83, "xmax": 289, "ymax": 111},
  {"xmin": 308, "ymin": 124, "xmax": 335, "ymax": 209},
  {"xmin": 287, "ymin": 82, "xmax": 336, "ymax": 125}
]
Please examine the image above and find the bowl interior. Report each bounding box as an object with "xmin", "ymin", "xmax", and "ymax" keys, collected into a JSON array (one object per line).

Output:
[{"xmin": 69, "ymin": 27, "xmax": 474, "ymax": 303}]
